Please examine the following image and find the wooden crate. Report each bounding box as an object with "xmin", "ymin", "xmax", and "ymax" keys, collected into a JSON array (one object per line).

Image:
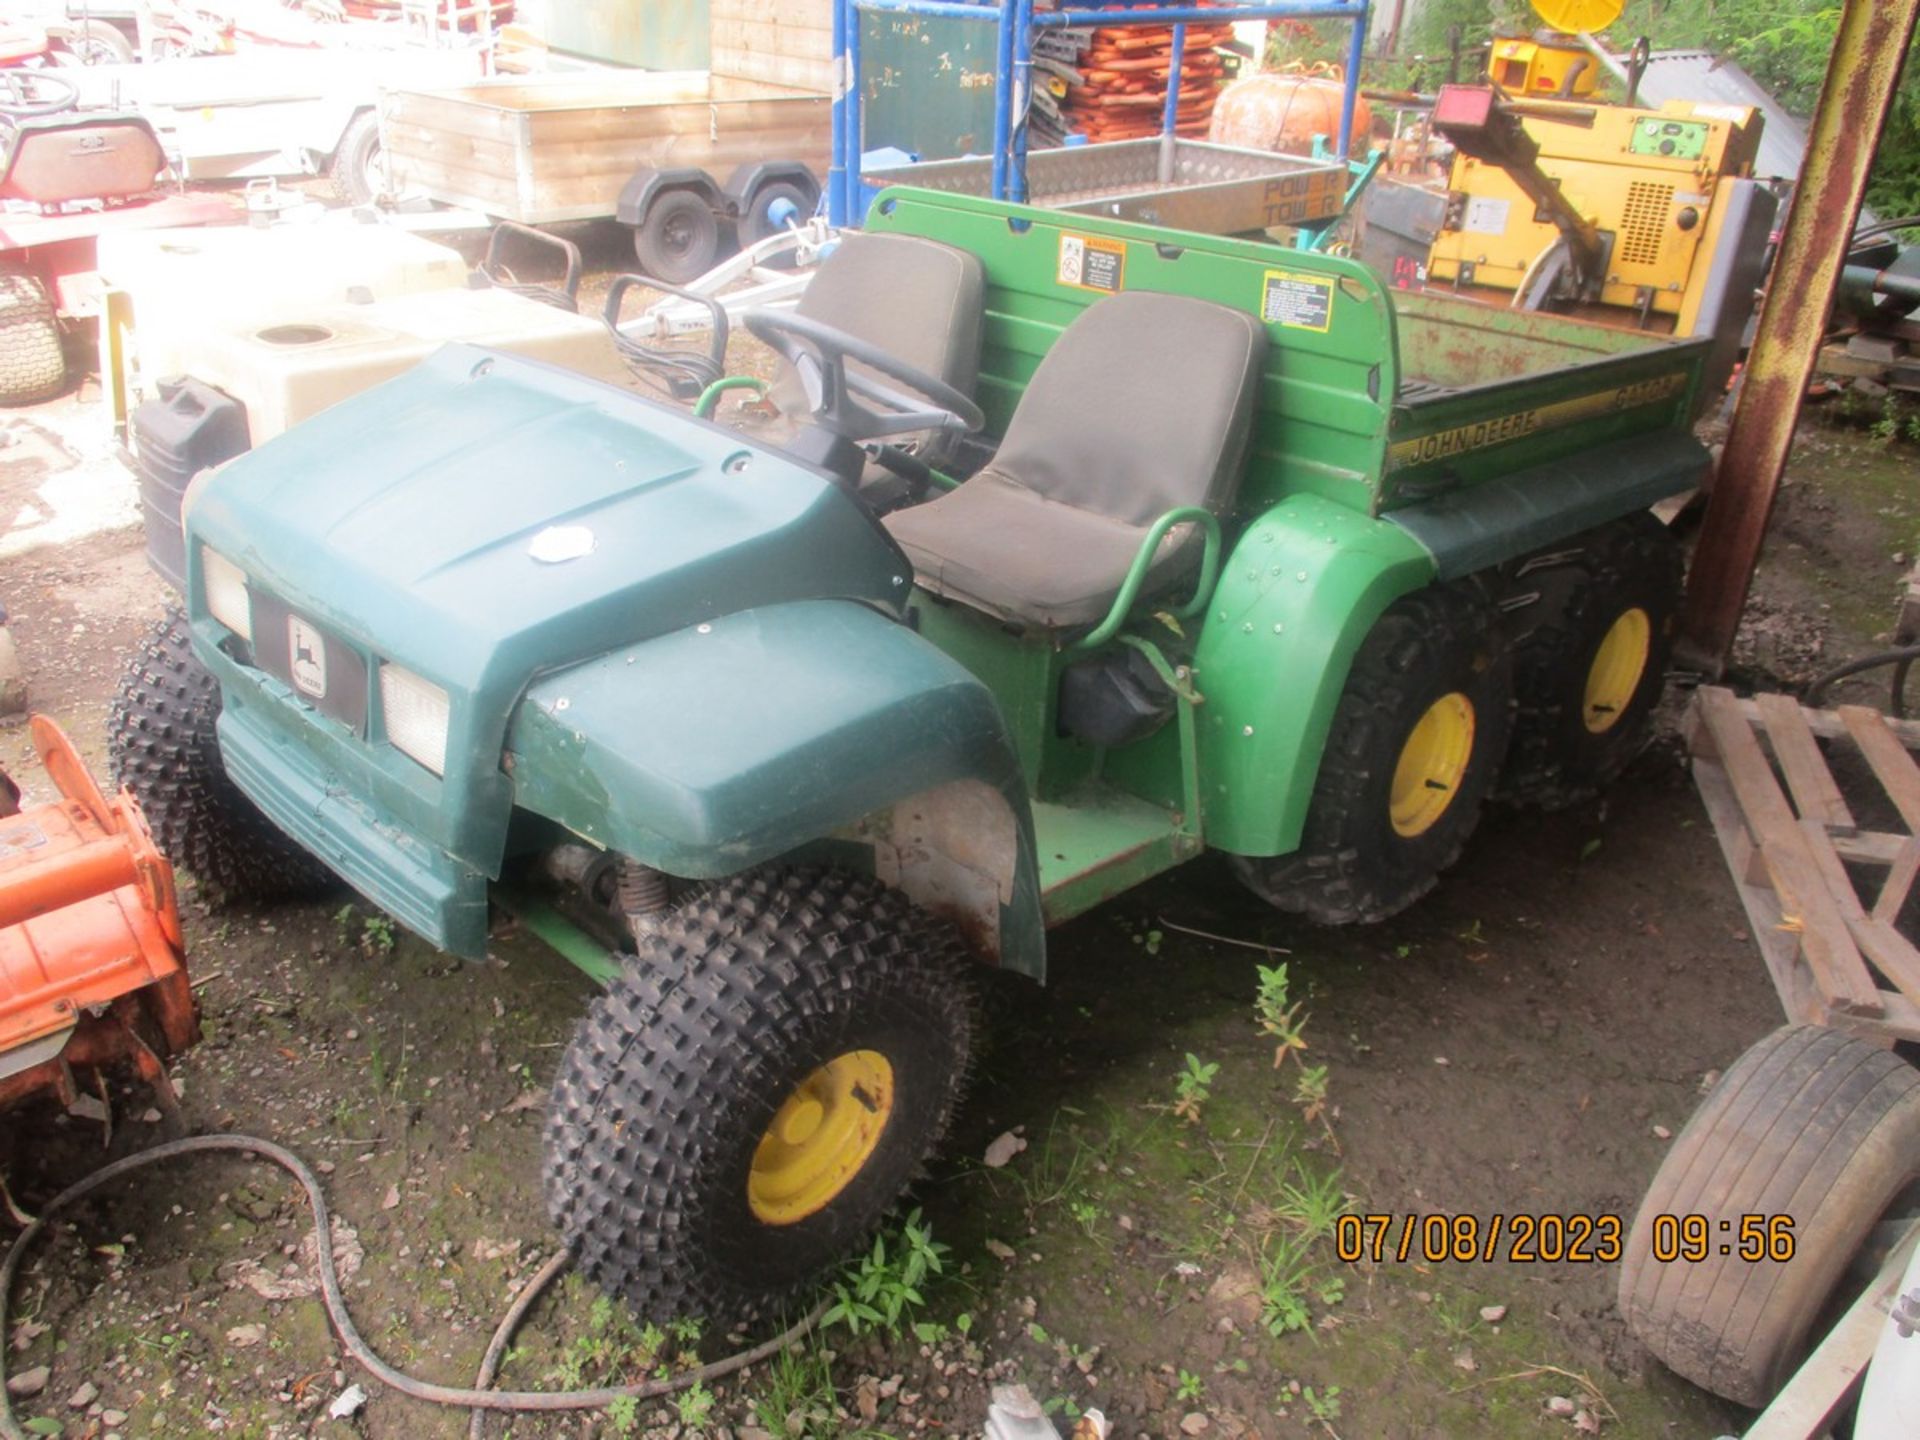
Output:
[{"xmin": 1689, "ymin": 685, "xmax": 1920, "ymax": 1044}]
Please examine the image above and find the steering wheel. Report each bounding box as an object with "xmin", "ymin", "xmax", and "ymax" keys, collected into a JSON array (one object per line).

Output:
[
  {"xmin": 743, "ymin": 308, "xmax": 985, "ymax": 444},
  {"xmin": 0, "ymin": 69, "xmax": 81, "ymax": 116}
]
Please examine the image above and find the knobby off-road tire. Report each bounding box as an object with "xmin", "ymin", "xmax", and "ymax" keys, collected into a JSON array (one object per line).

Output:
[
  {"xmin": 1499, "ymin": 514, "xmax": 1683, "ymax": 809},
  {"xmin": 544, "ymin": 867, "xmax": 976, "ymax": 1327},
  {"xmin": 109, "ymin": 606, "xmax": 335, "ymax": 903},
  {"xmin": 1619, "ymin": 1025, "xmax": 1920, "ymax": 1407},
  {"xmin": 1231, "ymin": 582, "xmax": 1514, "ymax": 924},
  {"xmin": 0, "ymin": 266, "xmax": 66, "ymax": 406}
]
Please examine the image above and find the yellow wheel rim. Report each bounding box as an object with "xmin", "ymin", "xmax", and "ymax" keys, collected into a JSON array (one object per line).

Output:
[
  {"xmin": 1390, "ymin": 693, "xmax": 1476, "ymax": 838},
  {"xmin": 1583, "ymin": 607, "xmax": 1651, "ymax": 735},
  {"xmin": 748, "ymin": 1050, "xmax": 894, "ymax": 1226}
]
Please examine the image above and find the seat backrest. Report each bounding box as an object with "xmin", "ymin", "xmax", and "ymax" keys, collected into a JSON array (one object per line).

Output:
[
  {"xmin": 768, "ymin": 232, "xmax": 986, "ymax": 426},
  {"xmin": 985, "ymin": 290, "xmax": 1268, "ymax": 525},
  {"xmin": 0, "ymin": 114, "xmax": 165, "ymax": 206}
]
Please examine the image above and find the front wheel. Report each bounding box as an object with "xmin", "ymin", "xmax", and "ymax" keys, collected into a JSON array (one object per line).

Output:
[
  {"xmin": 1232, "ymin": 582, "xmax": 1514, "ymax": 924},
  {"xmin": 631, "ymin": 189, "xmax": 721, "ymax": 284},
  {"xmin": 544, "ymin": 867, "xmax": 976, "ymax": 1326},
  {"xmin": 109, "ymin": 607, "xmax": 336, "ymax": 903},
  {"xmin": 0, "ymin": 265, "xmax": 66, "ymax": 406}
]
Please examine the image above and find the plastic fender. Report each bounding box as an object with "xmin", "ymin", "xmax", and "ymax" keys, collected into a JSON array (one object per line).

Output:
[
  {"xmin": 506, "ymin": 598, "xmax": 1048, "ymax": 980},
  {"xmin": 1193, "ymin": 493, "xmax": 1437, "ymax": 858},
  {"xmin": 721, "ymin": 160, "xmax": 820, "ymax": 211},
  {"xmin": 615, "ymin": 166, "xmax": 723, "ymax": 229}
]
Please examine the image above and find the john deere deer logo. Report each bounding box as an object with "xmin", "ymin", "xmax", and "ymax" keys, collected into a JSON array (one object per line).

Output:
[{"xmin": 288, "ymin": 616, "xmax": 328, "ymax": 700}]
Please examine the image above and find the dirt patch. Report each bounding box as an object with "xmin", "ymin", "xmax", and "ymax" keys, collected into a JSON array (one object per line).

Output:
[{"xmin": 1, "ymin": 386, "xmax": 1907, "ymax": 1440}]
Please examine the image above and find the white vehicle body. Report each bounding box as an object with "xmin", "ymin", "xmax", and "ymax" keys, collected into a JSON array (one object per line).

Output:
[{"xmin": 69, "ymin": 47, "xmax": 484, "ymax": 182}]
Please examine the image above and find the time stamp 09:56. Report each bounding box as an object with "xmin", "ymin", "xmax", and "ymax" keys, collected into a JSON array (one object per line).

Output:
[{"xmin": 1333, "ymin": 1213, "xmax": 1798, "ymax": 1266}]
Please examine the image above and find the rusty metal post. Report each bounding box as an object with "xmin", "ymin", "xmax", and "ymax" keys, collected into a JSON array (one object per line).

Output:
[{"xmin": 1675, "ymin": 0, "xmax": 1920, "ymax": 674}]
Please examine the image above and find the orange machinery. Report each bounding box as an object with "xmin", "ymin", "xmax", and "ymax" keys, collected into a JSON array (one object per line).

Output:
[{"xmin": 0, "ymin": 717, "xmax": 196, "ymax": 1113}]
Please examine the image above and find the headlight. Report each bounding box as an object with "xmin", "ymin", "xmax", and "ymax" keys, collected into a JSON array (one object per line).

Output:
[
  {"xmin": 379, "ymin": 663, "xmax": 451, "ymax": 776},
  {"xmin": 200, "ymin": 546, "xmax": 252, "ymax": 643}
]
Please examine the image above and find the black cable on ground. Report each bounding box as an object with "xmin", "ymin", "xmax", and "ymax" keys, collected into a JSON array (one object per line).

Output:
[
  {"xmin": 0, "ymin": 1135, "xmax": 826, "ymax": 1439},
  {"xmin": 1805, "ymin": 644, "xmax": 1920, "ymax": 716}
]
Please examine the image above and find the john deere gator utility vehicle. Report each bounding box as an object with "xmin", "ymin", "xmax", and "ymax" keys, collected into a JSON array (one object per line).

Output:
[{"xmin": 111, "ymin": 188, "xmax": 1715, "ymax": 1324}]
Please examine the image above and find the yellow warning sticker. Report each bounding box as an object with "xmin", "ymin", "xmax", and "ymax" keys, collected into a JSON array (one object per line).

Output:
[
  {"xmin": 1261, "ymin": 269, "xmax": 1334, "ymax": 332},
  {"xmin": 1058, "ymin": 232, "xmax": 1126, "ymax": 294}
]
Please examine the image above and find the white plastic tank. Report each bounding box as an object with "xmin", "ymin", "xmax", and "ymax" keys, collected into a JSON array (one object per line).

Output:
[
  {"xmin": 97, "ymin": 221, "xmax": 471, "ymax": 404},
  {"xmin": 177, "ymin": 287, "xmax": 639, "ymax": 445}
]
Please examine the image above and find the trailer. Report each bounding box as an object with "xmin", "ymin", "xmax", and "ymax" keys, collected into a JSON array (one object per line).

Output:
[
  {"xmin": 74, "ymin": 47, "xmax": 489, "ymax": 206},
  {"xmin": 381, "ymin": 71, "xmax": 831, "ymax": 282}
]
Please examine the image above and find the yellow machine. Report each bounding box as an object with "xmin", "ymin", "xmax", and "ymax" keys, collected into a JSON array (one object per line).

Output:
[
  {"xmin": 1425, "ymin": 95, "xmax": 1768, "ymax": 326},
  {"xmin": 1485, "ymin": 0, "xmax": 1619, "ymax": 98},
  {"xmin": 1418, "ymin": 0, "xmax": 1773, "ymax": 338},
  {"xmin": 1487, "ymin": 33, "xmax": 1601, "ymax": 100}
]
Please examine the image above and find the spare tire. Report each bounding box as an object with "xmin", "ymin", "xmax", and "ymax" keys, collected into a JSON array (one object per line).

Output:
[{"xmin": 1620, "ymin": 1024, "xmax": 1920, "ymax": 1406}]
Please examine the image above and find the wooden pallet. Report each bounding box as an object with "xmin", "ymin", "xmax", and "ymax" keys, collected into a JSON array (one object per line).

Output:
[{"xmin": 1689, "ymin": 686, "xmax": 1920, "ymax": 1044}]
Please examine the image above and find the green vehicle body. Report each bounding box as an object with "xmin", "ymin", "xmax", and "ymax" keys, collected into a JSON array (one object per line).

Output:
[{"xmin": 183, "ymin": 188, "xmax": 1711, "ymax": 983}]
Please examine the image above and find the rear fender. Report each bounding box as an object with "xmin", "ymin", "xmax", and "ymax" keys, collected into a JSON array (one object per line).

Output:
[
  {"xmin": 505, "ymin": 599, "xmax": 1047, "ymax": 979},
  {"xmin": 722, "ymin": 160, "xmax": 820, "ymax": 212},
  {"xmin": 1196, "ymin": 494, "xmax": 1435, "ymax": 858}
]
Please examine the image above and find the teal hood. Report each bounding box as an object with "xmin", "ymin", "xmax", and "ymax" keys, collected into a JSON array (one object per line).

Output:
[{"xmin": 185, "ymin": 344, "xmax": 913, "ymax": 875}]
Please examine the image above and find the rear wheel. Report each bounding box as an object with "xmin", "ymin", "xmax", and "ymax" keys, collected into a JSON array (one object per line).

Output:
[
  {"xmin": 1232, "ymin": 582, "xmax": 1514, "ymax": 923},
  {"xmin": 0, "ymin": 265, "xmax": 66, "ymax": 406},
  {"xmin": 631, "ymin": 189, "xmax": 721, "ymax": 285},
  {"xmin": 1620, "ymin": 1025, "xmax": 1920, "ymax": 1406},
  {"xmin": 327, "ymin": 111, "xmax": 386, "ymax": 207},
  {"xmin": 109, "ymin": 607, "xmax": 335, "ymax": 903},
  {"xmin": 51, "ymin": 19, "xmax": 137, "ymax": 65},
  {"xmin": 545, "ymin": 867, "xmax": 975, "ymax": 1326},
  {"xmin": 1498, "ymin": 514, "xmax": 1682, "ymax": 808},
  {"xmin": 738, "ymin": 180, "xmax": 813, "ymax": 247}
]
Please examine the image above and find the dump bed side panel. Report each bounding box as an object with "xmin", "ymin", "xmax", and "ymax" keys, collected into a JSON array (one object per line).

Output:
[{"xmin": 1384, "ymin": 289, "xmax": 1709, "ymax": 512}]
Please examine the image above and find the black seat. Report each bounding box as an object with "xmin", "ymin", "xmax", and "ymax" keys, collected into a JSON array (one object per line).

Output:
[
  {"xmin": 884, "ymin": 291, "xmax": 1268, "ymax": 632},
  {"xmin": 768, "ymin": 231, "xmax": 986, "ymax": 465}
]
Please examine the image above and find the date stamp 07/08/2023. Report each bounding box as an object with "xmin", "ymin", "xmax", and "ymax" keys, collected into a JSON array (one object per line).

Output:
[{"xmin": 1333, "ymin": 1213, "xmax": 1799, "ymax": 1266}]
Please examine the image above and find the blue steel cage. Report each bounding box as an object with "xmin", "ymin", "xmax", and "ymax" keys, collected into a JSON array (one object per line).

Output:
[{"xmin": 829, "ymin": 0, "xmax": 1372, "ymax": 224}]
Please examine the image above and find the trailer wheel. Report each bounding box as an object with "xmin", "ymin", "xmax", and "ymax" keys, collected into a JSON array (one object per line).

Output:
[
  {"xmin": 544, "ymin": 866, "xmax": 975, "ymax": 1326},
  {"xmin": 50, "ymin": 19, "xmax": 136, "ymax": 66},
  {"xmin": 328, "ymin": 111, "xmax": 387, "ymax": 207},
  {"xmin": 1231, "ymin": 582, "xmax": 1514, "ymax": 924},
  {"xmin": 1620, "ymin": 1024, "xmax": 1920, "ymax": 1407},
  {"xmin": 0, "ymin": 265, "xmax": 66, "ymax": 406},
  {"xmin": 631, "ymin": 189, "xmax": 721, "ymax": 285},
  {"xmin": 738, "ymin": 180, "xmax": 813, "ymax": 247},
  {"xmin": 109, "ymin": 607, "xmax": 335, "ymax": 904},
  {"xmin": 1498, "ymin": 514, "xmax": 1682, "ymax": 809}
]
